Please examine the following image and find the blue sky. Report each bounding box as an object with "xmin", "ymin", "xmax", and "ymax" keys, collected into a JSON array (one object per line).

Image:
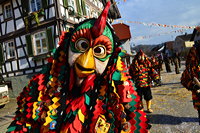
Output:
[{"xmin": 116, "ymin": 0, "xmax": 200, "ymax": 45}]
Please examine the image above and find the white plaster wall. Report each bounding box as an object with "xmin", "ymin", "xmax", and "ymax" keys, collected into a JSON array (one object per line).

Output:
[
  {"xmin": 7, "ymin": 20, "xmax": 15, "ymax": 33},
  {"xmin": 21, "ymin": 35, "xmax": 26, "ymax": 45},
  {"xmin": 5, "ymin": 62, "xmax": 11, "ymax": 72},
  {"xmin": 12, "ymin": 0, "xmax": 17, "ymax": 8},
  {"xmin": 28, "ymin": 58, "xmax": 35, "ymax": 67},
  {"xmin": 19, "ymin": 58, "xmax": 29, "ymax": 69},
  {"xmin": 12, "ymin": 60, "xmax": 17, "ymax": 71},
  {"xmin": 2, "ymin": 22, "xmax": 5, "ymax": 35},
  {"xmin": 49, "ymin": 7, "xmax": 55, "ymax": 18},
  {"xmin": 15, "ymin": 71, "xmax": 23, "ymax": 76},
  {"xmin": 14, "ymin": 8, "xmax": 21, "ymax": 18},
  {"xmin": 15, "ymin": 37, "xmax": 21, "ymax": 47},
  {"xmin": 17, "ymin": 48, "xmax": 25, "ymax": 57},
  {"xmin": 8, "ymin": 73, "xmax": 14, "ymax": 77},
  {"xmin": 16, "ymin": 19, "xmax": 24, "ymax": 30},
  {"xmin": 25, "ymin": 70, "xmax": 33, "ymax": 74}
]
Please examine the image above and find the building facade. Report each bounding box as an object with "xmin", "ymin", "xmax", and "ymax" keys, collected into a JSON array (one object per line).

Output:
[
  {"xmin": 112, "ymin": 23, "xmax": 132, "ymax": 66},
  {"xmin": 174, "ymin": 34, "xmax": 193, "ymax": 58},
  {"xmin": 0, "ymin": 0, "xmax": 120, "ymax": 97}
]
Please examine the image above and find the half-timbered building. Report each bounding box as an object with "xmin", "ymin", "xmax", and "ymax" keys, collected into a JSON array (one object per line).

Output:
[{"xmin": 0, "ymin": 0, "xmax": 121, "ymax": 97}]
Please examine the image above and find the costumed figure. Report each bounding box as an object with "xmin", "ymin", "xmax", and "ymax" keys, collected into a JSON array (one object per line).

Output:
[
  {"xmin": 7, "ymin": 2, "xmax": 150, "ymax": 133},
  {"xmin": 172, "ymin": 51, "xmax": 180, "ymax": 74},
  {"xmin": 150, "ymin": 56, "xmax": 161, "ymax": 86},
  {"xmin": 129, "ymin": 50, "xmax": 160, "ymax": 113},
  {"xmin": 156, "ymin": 53, "xmax": 163, "ymax": 71},
  {"xmin": 181, "ymin": 27, "xmax": 200, "ymax": 125}
]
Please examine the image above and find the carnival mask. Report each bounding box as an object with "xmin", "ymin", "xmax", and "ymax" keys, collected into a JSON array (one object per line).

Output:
[{"xmin": 68, "ymin": 2, "xmax": 114, "ymax": 80}]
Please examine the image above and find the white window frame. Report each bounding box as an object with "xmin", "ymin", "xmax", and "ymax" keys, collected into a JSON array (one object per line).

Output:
[
  {"xmin": 5, "ymin": 40, "xmax": 15, "ymax": 59},
  {"xmin": 32, "ymin": 31, "xmax": 48, "ymax": 55},
  {"xmin": 85, "ymin": 4, "xmax": 90, "ymax": 18},
  {"xmin": 29, "ymin": 0, "xmax": 42, "ymax": 12},
  {"xmin": 68, "ymin": 0, "xmax": 77, "ymax": 13},
  {"xmin": 4, "ymin": 2, "xmax": 13, "ymax": 19}
]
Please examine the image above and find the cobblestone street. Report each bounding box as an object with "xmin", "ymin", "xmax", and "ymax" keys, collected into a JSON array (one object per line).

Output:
[
  {"xmin": 0, "ymin": 98, "xmax": 16, "ymax": 133},
  {"xmin": 0, "ymin": 63, "xmax": 200, "ymax": 133},
  {"xmin": 148, "ymin": 63, "xmax": 200, "ymax": 132}
]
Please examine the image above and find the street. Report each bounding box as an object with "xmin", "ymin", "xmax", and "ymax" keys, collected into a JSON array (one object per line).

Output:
[
  {"xmin": 0, "ymin": 62, "xmax": 200, "ymax": 133},
  {"xmin": 148, "ymin": 62, "xmax": 200, "ymax": 132},
  {"xmin": 0, "ymin": 98, "xmax": 16, "ymax": 133}
]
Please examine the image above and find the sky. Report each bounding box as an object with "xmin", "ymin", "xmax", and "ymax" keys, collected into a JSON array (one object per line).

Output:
[{"xmin": 116, "ymin": 0, "xmax": 200, "ymax": 45}]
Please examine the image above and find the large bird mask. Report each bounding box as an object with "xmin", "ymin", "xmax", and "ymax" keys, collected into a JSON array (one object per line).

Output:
[
  {"xmin": 7, "ymin": 2, "xmax": 150, "ymax": 133},
  {"xmin": 68, "ymin": 2, "xmax": 114, "ymax": 87}
]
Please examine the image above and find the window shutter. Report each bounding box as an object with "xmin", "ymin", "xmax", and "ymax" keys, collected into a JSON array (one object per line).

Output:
[
  {"xmin": 81, "ymin": 0, "xmax": 86, "ymax": 15},
  {"xmin": 0, "ymin": 44, "xmax": 5, "ymax": 64},
  {"xmin": 46, "ymin": 27, "xmax": 55, "ymax": 51},
  {"xmin": 21, "ymin": 0, "xmax": 29, "ymax": 15},
  {"xmin": 42, "ymin": 0, "xmax": 48, "ymax": 8},
  {"xmin": 76, "ymin": 0, "xmax": 82, "ymax": 15},
  {"xmin": 25, "ymin": 34, "xmax": 34, "ymax": 56},
  {"xmin": 63, "ymin": 0, "xmax": 68, "ymax": 8}
]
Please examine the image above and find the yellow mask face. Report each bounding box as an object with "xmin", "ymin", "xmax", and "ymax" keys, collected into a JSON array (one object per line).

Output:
[{"xmin": 74, "ymin": 48, "xmax": 95, "ymax": 78}]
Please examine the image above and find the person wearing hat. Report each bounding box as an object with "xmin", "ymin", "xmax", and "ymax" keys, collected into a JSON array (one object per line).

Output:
[
  {"xmin": 181, "ymin": 26, "xmax": 200, "ymax": 125},
  {"xmin": 129, "ymin": 50, "xmax": 160, "ymax": 113}
]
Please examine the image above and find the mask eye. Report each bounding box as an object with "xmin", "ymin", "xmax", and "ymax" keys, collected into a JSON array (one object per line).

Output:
[
  {"xmin": 93, "ymin": 45, "xmax": 106, "ymax": 58},
  {"xmin": 75, "ymin": 38, "xmax": 89, "ymax": 52}
]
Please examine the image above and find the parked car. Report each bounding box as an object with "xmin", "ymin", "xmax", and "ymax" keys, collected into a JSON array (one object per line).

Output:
[
  {"xmin": 0, "ymin": 73, "xmax": 11, "ymax": 108},
  {"xmin": 0, "ymin": 83, "xmax": 9, "ymax": 108}
]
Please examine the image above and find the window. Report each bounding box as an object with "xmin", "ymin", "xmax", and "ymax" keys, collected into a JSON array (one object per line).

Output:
[
  {"xmin": 68, "ymin": 0, "xmax": 76, "ymax": 12},
  {"xmin": 33, "ymin": 31, "xmax": 48, "ymax": 55},
  {"xmin": 92, "ymin": 11, "xmax": 98, "ymax": 18},
  {"xmin": 5, "ymin": 41, "xmax": 15, "ymax": 59},
  {"xmin": 85, "ymin": 5, "xmax": 90, "ymax": 17},
  {"xmin": 30, "ymin": 0, "xmax": 42, "ymax": 12},
  {"xmin": 4, "ymin": 3, "xmax": 12, "ymax": 19},
  {"xmin": 26, "ymin": 28, "xmax": 54, "ymax": 57}
]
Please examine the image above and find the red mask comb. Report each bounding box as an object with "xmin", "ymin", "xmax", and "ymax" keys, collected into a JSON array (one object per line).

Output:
[{"xmin": 91, "ymin": 1, "xmax": 111, "ymax": 38}]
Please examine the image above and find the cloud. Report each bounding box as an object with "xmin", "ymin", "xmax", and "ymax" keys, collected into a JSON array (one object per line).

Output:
[{"xmin": 116, "ymin": 0, "xmax": 200, "ymax": 44}]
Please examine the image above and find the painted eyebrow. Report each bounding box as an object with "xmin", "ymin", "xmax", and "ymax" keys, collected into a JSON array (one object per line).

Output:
[
  {"xmin": 71, "ymin": 29, "xmax": 92, "ymax": 43},
  {"xmin": 93, "ymin": 35, "xmax": 112, "ymax": 54}
]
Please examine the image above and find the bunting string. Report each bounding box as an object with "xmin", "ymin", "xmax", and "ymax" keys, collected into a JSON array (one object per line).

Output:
[
  {"xmin": 114, "ymin": 20, "xmax": 196, "ymax": 29},
  {"xmin": 134, "ymin": 29, "xmax": 188, "ymax": 40}
]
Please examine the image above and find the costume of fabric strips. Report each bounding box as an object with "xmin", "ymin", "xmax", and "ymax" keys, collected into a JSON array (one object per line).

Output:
[
  {"xmin": 7, "ymin": 2, "xmax": 150, "ymax": 133},
  {"xmin": 129, "ymin": 51, "xmax": 159, "ymax": 88},
  {"xmin": 181, "ymin": 46, "xmax": 200, "ymax": 110}
]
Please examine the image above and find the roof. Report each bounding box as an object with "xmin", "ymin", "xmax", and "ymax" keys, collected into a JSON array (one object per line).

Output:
[
  {"xmin": 190, "ymin": 26, "xmax": 200, "ymax": 41},
  {"xmin": 101, "ymin": 0, "xmax": 121, "ymax": 19},
  {"xmin": 112, "ymin": 23, "xmax": 131, "ymax": 41},
  {"xmin": 165, "ymin": 41, "xmax": 174, "ymax": 50},
  {"xmin": 176, "ymin": 34, "xmax": 192, "ymax": 41}
]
